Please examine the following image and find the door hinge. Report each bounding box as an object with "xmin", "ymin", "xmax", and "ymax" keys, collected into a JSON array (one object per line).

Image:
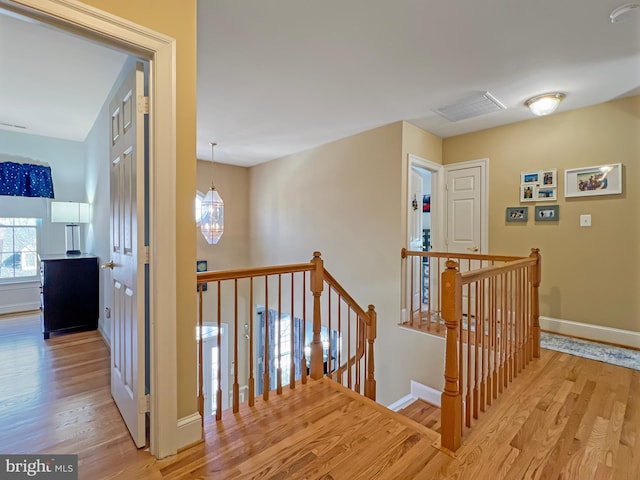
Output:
[
  {"xmin": 138, "ymin": 95, "xmax": 149, "ymax": 115},
  {"xmin": 144, "ymin": 246, "xmax": 150, "ymax": 264},
  {"xmin": 145, "ymin": 394, "xmax": 150, "ymax": 413}
]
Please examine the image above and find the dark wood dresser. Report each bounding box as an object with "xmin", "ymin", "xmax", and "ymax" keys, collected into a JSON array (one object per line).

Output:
[{"xmin": 40, "ymin": 254, "xmax": 99, "ymax": 339}]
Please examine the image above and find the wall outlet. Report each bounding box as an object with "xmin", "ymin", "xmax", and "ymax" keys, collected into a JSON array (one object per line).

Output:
[
  {"xmin": 105, "ymin": 307, "xmax": 111, "ymax": 319},
  {"xmin": 580, "ymin": 214, "xmax": 591, "ymax": 227}
]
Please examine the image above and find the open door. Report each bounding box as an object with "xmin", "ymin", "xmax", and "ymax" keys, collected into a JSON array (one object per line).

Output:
[
  {"xmin": 409, "ymin": 168, "xmax": 424, "ymax": 309},
  {"xmin": 107, "ymin": 60, "xmax": 147, "ymax": 448}
]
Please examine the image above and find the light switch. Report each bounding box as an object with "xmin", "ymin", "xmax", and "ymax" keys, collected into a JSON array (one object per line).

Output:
[{"xmin": 580, "ymin": 214, "xmax": 591, "ymax": 227}]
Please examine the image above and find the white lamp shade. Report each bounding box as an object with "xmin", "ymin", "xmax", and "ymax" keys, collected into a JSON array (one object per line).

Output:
[
  {"xmin": 200, "ymin": 189, "xmax": 224, "ymax": 244},
  {"xmin": 51, "ymin": 201, "xmax": 90, "ymax": 223}
]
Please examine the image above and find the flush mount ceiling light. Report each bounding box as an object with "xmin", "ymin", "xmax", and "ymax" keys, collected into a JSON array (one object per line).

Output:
[
  {"xmin": 525, "ymin": 93, "xmax": 566, "ymax": 116},
  {"xmin": 610, "ymin": 3, "xmax": 640, "ymax": 22}
]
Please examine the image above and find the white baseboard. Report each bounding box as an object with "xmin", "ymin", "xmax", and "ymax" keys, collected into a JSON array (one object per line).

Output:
[
  {"xmin": 387, "ymin": 394, "xmax": 415, "ymax": 412},
  {"xmin": 0, "ymin": 302, "xmax": 40, "ymax": 315},
  {"xmin": 176, "ymin": 412, "xmax": 202, "ymax": 450},
  {"xmin": 540, "ymin": 316, "xmax": 640, "ymax": 350},
  {"xmin": 387, "ymin": 380, "xmax": 442, "ymax": 412},
  {"xmin": 410, "ymin": 380, "xmax": 441, "ymax": 407}
]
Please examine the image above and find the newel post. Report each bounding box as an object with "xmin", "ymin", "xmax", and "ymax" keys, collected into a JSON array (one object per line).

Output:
[
  {"xmin": 529, "ymin": 248, "xmax": 542, "ymax": 358},
  {"xmin": 441, "ymin": 260, "xmax": 462, "ymax": 452},
  {"xmin": 364, "ymin": 304, "xmax": 377, "ymax": 401},
  {"xmin": 310, "ymin": 252, "xmax": 324, "ymax": 380}
]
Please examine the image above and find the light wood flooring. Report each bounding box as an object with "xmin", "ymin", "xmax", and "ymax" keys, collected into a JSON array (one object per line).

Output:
[{"xmin": 1, "ymin": 313, "xmax": 638, "ymax": 479}]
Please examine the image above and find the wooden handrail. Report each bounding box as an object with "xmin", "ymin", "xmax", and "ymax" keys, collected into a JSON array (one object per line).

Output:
[
  {"xmin": 460, "ymin": 257, "xmax": 537, "ymax": 284},
  {"xmin": 196, "ymin": 251, "xmax": 377, "ymax": 421},
  {"xmin": 401, "ymin": 247, "xmax": 523, "ymax": 263}
]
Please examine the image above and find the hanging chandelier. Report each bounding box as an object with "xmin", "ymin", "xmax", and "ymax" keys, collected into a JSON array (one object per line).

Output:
[{"xmin": 200, "ymin": 142, "xmax": 224, "ymax": 244}]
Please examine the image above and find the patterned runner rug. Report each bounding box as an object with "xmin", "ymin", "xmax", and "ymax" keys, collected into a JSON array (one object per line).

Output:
[{"xmin": 540, "ymin": 331, "xmax": 640, "ymax": 371}]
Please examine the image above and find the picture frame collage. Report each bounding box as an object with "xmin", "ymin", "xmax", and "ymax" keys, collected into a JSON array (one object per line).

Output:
[{"xmin": 519, "ymin": 169, "xmax": 557, "ymax": 202}]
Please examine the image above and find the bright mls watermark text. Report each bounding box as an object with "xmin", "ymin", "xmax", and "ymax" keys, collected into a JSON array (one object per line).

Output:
[{"xmin": 0, "ymin": 455, "xmax": 77, "ymax": 479}]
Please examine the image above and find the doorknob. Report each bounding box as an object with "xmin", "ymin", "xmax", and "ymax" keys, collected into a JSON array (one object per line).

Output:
[
  {"xmin": 467, "ymin": 246, "xmax": 479, "ymax": 252},
  {"xmin": 101, "ymin": 261, "xmax": 115, "ymax": 269}
]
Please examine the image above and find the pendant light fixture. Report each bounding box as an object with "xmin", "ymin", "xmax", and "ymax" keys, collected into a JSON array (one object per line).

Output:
[{"xmin": 200, "ymin": 142, "xmax": 224, "ymax": 244}]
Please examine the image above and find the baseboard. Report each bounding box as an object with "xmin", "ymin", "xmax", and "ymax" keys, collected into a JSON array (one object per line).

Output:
[
  {"xmin": 0, "ymin": 302, "xmax": 40, "ymax": 316},
  {"xmin": 176, "ymin": 412, "xmax": 202, "ymax": 451},
  {"xmin": 387, "ymin": 394, "xmax": 415, "ymax": 412},
  {"xmin": 540, "ymin": 316, "xmax": 640, "ymax": 350},
  {"xmin": 410, "ymin": 380, "xmax": 441, "ymax": 407}
]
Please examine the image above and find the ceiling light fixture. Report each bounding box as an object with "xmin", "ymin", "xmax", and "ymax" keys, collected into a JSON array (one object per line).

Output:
[
  {"xmin": 525, "ymin": 92, "xmax": 566, "ymax": 116},
  {"xmin": 610, "ymin": 3, "xmax": 640, "ymax": 23},
  {"xmin": 200, "ymin": 142, "xmax": 224, "ymax": 245}
]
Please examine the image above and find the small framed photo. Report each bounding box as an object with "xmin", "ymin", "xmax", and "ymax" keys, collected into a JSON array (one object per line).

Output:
[
  {"xmin": 197, "ymin": 260, "xmax": 208, "ymax": 292},
  {"xmin": 506, "ymin": 207, "xmax": 528, "ymax": 223},
  {"xmin": 535, "ymin": 205, "xmax": 559, "ymax": 222},
  {"xmin": 541, "ymin": 168, "xmax": 557, "ymax": 187},
  {"xmin": 520, "ymin": 185, "xmax": 536, "ymax": 202},
  {"xmin": 535, "ymin": 187, "xmax": 557, "ymax": 202},
  {"xmin": 521, "ymin": 171, "xmax": 540, "ymax": 186},
  {"xmin": 564, "ymin": 163, "xmax": 622, "ymax": 197}
]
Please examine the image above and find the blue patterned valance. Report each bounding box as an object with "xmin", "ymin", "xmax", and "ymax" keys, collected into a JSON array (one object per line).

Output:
[{"xmin": 0, "ymin": 162, "xmax": 55, "ymax": 198}]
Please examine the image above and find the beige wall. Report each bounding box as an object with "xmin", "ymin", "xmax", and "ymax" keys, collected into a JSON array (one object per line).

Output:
[
  {"xmin": 443, "ymin": 96, "xmax": 640, "ymax": 332},
  {"xmin": 81, "ymin": 0, "xmax": 198, "ymax": 417},
  {"xmin": 249, "ymin": 122, "xmax": 449, "ymax": 405}
]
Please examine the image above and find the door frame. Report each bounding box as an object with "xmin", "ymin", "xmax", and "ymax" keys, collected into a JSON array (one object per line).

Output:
[
  {"xmin": 406, "ymin": 154, "xmax": 444, "ymax": 251},
  {"xmin": 3, "ymin": 0, "xmax": 178, "ymax": 458},
  {"xmin": 444, "ymin": 158, "xmax": 489, "ymax": 254}
]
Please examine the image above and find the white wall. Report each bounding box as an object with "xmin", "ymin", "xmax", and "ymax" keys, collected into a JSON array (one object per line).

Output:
[{"xmin": 0, "ymin": 130, "xmax": 86, "ymax": 313}]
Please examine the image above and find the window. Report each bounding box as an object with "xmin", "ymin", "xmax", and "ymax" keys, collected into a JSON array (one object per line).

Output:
[
  {"xmin": 0, "ymin": 218, "xmax": 40, "ymax": 281},
  {"xmin": 195, "ymin": 190, "xmax": 204, "ymax": 225}
]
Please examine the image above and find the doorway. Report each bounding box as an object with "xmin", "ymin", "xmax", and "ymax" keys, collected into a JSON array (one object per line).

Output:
[{"xmin": 2, "ymin": 0, "xmax": 178, "ymax": 458}]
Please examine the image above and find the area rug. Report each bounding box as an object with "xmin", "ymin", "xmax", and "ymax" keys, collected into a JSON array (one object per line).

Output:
[{"xmin": 540, "ymin": 331, "xmax": 640, "ymax": 371}]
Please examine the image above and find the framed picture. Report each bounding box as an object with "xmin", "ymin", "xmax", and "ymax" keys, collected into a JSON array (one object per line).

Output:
[
  {"xmin": 422, "ymin": 194, "xmax": 431, "ymax": 213},
  {"xmin": 535, "ymin": 205, "xmax": 559, "ymax": 222},
  {"xmin": 197, "ymin": 260, "xmax": 208, "ymax": 292},
  {"xmin": 535, "ymin": 187, "xmax": 557, "ymax": 202},
  {"xmin": 564, "ymin": 163, "xmax": 622, "ymax": 197},
  {"xmin": 521, "ymin": 171, "xmax": 540, "ymax": 186},
  {"xmin": 520, "ymin": 185, "xmax": 536, "ymax": 202},
  {"xmin": 541, "ymin": 168, "xmax": 557, "ymax": 187},
  {"xmin": 506, "ymin": 207, "xmax": 528, "ymax": 223}
]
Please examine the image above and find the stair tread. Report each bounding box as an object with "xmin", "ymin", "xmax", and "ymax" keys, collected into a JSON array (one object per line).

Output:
[{"xmin": 398, "ymin": 399, "xmax": 442, "ymax": 433}]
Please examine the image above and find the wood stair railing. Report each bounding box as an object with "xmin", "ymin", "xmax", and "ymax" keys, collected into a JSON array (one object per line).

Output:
[
  {"xmin": 196, "ymin": 251, "xmax": 376, "ymax": 427},
  {"xmin": 402, "ymin": 248, "xmax": 541, "ymax": 452}
]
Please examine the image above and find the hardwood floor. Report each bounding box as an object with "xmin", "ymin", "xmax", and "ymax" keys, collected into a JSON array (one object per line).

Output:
[{"xmin": 1, "ymin": 313, "xmax": 638, "ymax": 479}]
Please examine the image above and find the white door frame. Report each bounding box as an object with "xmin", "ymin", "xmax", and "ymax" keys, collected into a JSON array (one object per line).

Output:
[
  {"xmin": 444, "ymin": 158, "xmax": 489, "ymax": 254},
  {"xmin": 406, "ymin": 154, "xmax": 444, "ymax": 251},
  {"xmin": 3, "ymin": 0, "xmax": 178, "ymax": 458}
]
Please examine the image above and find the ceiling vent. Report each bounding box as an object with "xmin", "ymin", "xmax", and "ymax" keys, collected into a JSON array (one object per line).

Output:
[{"xmin": 434, "ymin": 92, "xmax": 506, "ymax": 122}]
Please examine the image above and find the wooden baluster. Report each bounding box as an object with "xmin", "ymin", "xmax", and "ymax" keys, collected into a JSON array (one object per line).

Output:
[
  {"xmin": 480, "ymin": 278, "xmax": 486, "ymax": 413},
  {"xmin": 508, "ymin": 271, "xmax": 513, "ymax": 384},
  {"xmin": 233, "ymin": 279, "xmax": 240, "ymax": 412},
  {"xmin": 437, "ymin": 259, "xmax": 442, "ymax": 330},
  {"xmin": 530, "ymin": 248, "xmax": 541, "ymax": 358},
  {"xmin": 410, "ymin": 256, "xmax": 415, "ymax": 327},
  {"xmin": 427, "ymin": 257, "xmax": 433, "ymax": 331},
  {"xmin": 327, "ymin": 285, "xmax": 332, "ymax": 376},
  {"xmin": 337, "ymin": 292, "xmax": 342, "ymax": 383},
  {"xmin": 290, "ymin": 273, "xmax": 295, "ymax": 390},
  {"xmin": 418, "ymin": 256, "xmax": 424, "ymax": 329},
  {"xmin": 501, "ymin": 273, "xmax": 508, "ymax": 391},
  {"xmin": 489, "ymin": 276, "xmax": 496, "ymax": 404},
  {"xmin": 277, "ymin": 274, "xmax": 282, "ymax": 395},
  {"xmin": 216, "ymin": 281, "xmax": 222, "ymax": 421},
  {"xmin": 473, "ymin": 281, "xmax": 480, "ymax": 420},
  {"xmin": 301, "ymin": 273, "xmax": 307, "ymax": 385},
  {"xmin": 441, "ymin": 260, "xmax": 462, "ymax": 452},
  {"xmin": 355, "ymin": 308, "xmax": 360, "ymax": 394},
  {"xmin": 347, "ymin": 305, "xmax": 352, "ymax": 389},
  {"xmin": 197, "ymin": 283, "xmax": 204, "ymax": 429},
  {"xmin": 465, "ymin": 282, "xmax": 471, "ymax": 428},
  {"xmin": 365, "ymin": 305, "xmax": 376, "ymax": 401},
  {"xmin": 263, "ymin": 275, "xmax": 270, "ymax": 401},
  {"xmin": 249, "ymin": 278, "xmax": 255, "ymax": 407},
  {"xmin": 310, "ymin": 252, "xmax": 324, "ymax": 380}
]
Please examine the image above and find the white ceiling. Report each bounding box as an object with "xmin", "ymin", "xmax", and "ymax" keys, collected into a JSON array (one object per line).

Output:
[{"xmin": 1, "ymin": 1, "xmax": 639, "ymax": 167}]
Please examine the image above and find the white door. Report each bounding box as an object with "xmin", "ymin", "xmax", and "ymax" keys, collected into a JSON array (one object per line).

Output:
[
  {"xmin": 445, "ymin": 165, "xmax": 483, "ymax": 254},
  {"xmin": 202, "ymin": 324, "xmax": 229, "ymax": 416},
  {"xmin": 409, "ymin": 169, "xmax": 423, "ymax": 308},
  {"xmin": 109, "ymin": 61, "xmax": 147, "ymax": 448}
]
